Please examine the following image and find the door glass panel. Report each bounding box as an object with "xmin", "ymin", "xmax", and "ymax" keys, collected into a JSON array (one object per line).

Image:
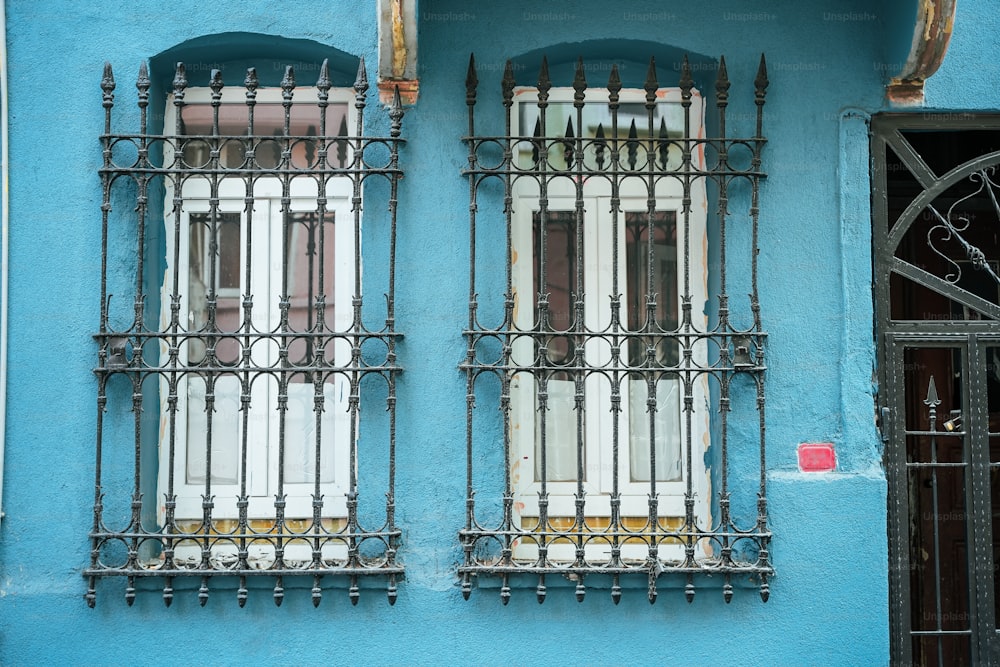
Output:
[{"xmin": 902, "ymin": 346, "xmax": 971, "ymax": 665}]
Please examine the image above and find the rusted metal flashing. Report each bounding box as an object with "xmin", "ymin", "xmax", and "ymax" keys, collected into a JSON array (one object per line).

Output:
[
  {"xmin": 378, "ymin": 0, "xmax": 418, "ymax": 104},
  {"xmin": 887, "ymin": 0, "xmax": 956, "ymax": 105}
]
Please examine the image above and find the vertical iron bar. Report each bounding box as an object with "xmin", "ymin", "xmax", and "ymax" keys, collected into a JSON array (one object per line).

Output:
[
  {"xmin": 752, "ymin": 53, "xmax": 770, "ymax": 603},
  {"xmin": 347, "ymin": 57, "xmax": 368, "ymax": 605},
  {"xmin": 571, "ymin": 58, "xmax": 587, "ymax": 584},
  {"xmin": 535, "ymin": 57, "xmax": 551, "ymax": 580},
  {"xmin": 605, "ymin": 63, "xmax": 625, "ymax": 601},
  {"xmin": 462, "ymin": 54, "xmax": 478, "ymax": 600},
  {"xmin": 385, "ymin": 84, "xmax": 404, "ymax": 605},
  {"xmin": 714, "ymin": 55, "xmax": 733, "ymax": 602},
  {"xmin": 642, "ymin": 58, "xmax": 660, "ymax": 569},
  {"xmin": 500, "ymin": 59, "xmax": 516, "ymax": 604}
]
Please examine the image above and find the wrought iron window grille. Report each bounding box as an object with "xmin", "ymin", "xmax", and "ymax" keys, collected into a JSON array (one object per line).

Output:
[
  {"xmin": 459, "ymin": 54, "xmax": 772, "ymax": 604},
  {"xmin": 88, "ymin": 59, "xmax": 404, "ymax": 607}
]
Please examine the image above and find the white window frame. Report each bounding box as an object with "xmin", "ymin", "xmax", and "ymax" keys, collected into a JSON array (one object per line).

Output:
[
  {"xmin": 509, "ymin": 87, "xmax": 711, "ymax": 560},
  {"xmin": 157, "ymin": 86, "xmax": 356, "ymax": 526}
]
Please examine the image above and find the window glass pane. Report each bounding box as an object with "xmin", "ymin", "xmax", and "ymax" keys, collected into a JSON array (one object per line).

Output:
[
  {"xmin": 533, "ymin": 210, "xmax": 582, "ymax": 482},
  {"xmin": 625, "ymin": 211, "xmax": 680, "ymax": 481},
  {"xmin": 188, "ymin": 212, "xmax": 241, "ymax": 365},
  {"xmin": 516, "ymin": 101, "xmax": 684, "ymax": 171},
  {"xmin": 179, "ymin": 103, "xmax": 349, "ymax": 169},
  {"xmin": 186, "ymin": 375, "xmax": 240, "ymax": 485},
  {"xmin": 283, "ymin": 378, "xmax": 337, "ymax": 484}
]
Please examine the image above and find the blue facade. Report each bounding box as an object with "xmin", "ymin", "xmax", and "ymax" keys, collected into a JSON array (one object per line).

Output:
[{"xmin": 0, "ymin": 1, "xmax": 991, "ymax": 664}]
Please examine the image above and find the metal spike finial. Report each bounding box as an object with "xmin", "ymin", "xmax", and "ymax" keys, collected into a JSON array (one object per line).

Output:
[
  {"xmin": 537, "ymin": 56, "xmax": 551, "ymax": 96},
  {"xmin": 209, "ymin": 69, "xmax": 224, "ymax": 97},
  {"xmin": 501, "ymin": 60, "xmax": 516, "ymax": 106},
  {"xmin": 644, "ymin": 56, "xmax": 658, "ymax": 104},
  {"xmin": 135, "ymin": 62, "xmax": 150, "ymax": 99},
  {"xmin": 101, "ymin": 62, "xmax": 116, "ymax": 95},
  {"xmin": 755, "ymin": 53, "xmax": 769, "ymax": 98},
  {"xmin": 354, "ymin": 56, "xmax": 369, "ymax": 95},
  {"xmin": 607, "ymin": 64, "xmax": 622, "ymax": 98},
  {"xmin": 281, "ymin": 66, "xmax": 296, "ymax": 97},
  {"xmin": 466, "ymin": 54, "xmax": 479, "ymax": 106},
  {"xmin": 679, "ymin": 55, "xmax": 693, "ymax": 95},
  {"xmin": 925, "ymin": 375, "xmax": 941, "ymax": 408},
  {"xmin": 573, "ymin": 57, "xmax": 587, "ymax": 102},
  {"xmin": 716, "ymin": 56, "xmax": 730, "ymax": 101},
  {"xmin": 627, "ymin": 119, "xmax": 638, "ymax": 170},
  {"xmin": 389, "ymin": 85, "xmax": 404, "ymax": 137},
  {"xmin": 172, "ymin": 62, "xmax": 187, "ymax": 96},
  {"xmin": 244, "ymin": 67, "xmax": 259, "ymax": 96},
  {"xmin": 316, "ymin": 58, "xmax": 331, "ymax": 92}
]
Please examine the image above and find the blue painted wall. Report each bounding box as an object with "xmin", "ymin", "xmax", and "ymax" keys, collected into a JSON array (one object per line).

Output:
[{"xmin": 0, "ymin": 0, "xmax": 978, "ymax": 664}]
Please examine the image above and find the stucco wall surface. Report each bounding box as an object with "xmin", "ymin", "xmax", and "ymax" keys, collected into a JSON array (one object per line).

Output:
[{"xmin": 0, "ymin": 0, "xmax": 945, "ymax": 664}]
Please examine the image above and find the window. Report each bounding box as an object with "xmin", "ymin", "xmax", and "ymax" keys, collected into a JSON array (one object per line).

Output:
[
  {"xmin": 460, "ymin": 54, "xmax": 772, "ymax": 604},
  {"xmin": 507, "ymin": 88, "xmax": 710, "ymax": 561},
  {"xmin": 87, "ymin": 58, "xmax": 404, "ymax": 607}
]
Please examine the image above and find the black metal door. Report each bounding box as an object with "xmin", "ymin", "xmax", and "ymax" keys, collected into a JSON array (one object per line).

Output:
[{"xmin": 874, "ymin": 115, "xmax": 1000, "ymax": 665}]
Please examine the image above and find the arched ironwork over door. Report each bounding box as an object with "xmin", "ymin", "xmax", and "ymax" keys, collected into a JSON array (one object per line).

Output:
[{"xmin": 874, "ymin": 114, "xmax": 1000, "ymax": 666}]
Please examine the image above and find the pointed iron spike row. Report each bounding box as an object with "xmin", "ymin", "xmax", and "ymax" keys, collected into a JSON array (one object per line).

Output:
[
  {"xmin": 564, "ymin": 116, "xmax": 574, "ymax": 139},
  {"xmin": 573, "ymin": 57, "xmax": 587, "ymax": 103},
  {"xmin": 679, "ymin": 55, "xmax": 694, "ymax": 97},
  {"xmin": 172, "ymin": 62, "xmax": 187, "ymax": 97},
  {"xmin": 716, "ymin": 56, "xmax": 730, "ymax": 100},
  {"xmin": 316, "ymin": 58, "xmax": 331, "ymax": 93},
  {"xmin": 244, "ymin": 68, "xmax": 259, "ymax": 96},
  {"xmin": 466, "ymin": 53, "xmax": 478, "ymax": 105},
  {"xmin": 755, "ymin": 53, "xmax": 769, "ymax": 97},
  {"xmin": 354, "ymin": 56, "xmax": 369, "ymax": 95},
  {"xmin": 501, "ymin": 60, "xmax": 516, "ymax": 105},
  {"xmin": 537, "ymin": 56, "xmax": 551, "ymax": 95},
  {"xmin": 644, "ymin": 56, "xmax": 658, "ymax": 106},
  {"xmin": 607, "ymin": 64, "xmax": 622, "ymax": 99},
  {"xmin": 281, "ymin": 66, "xmax": 296, "ymax": 98},
  {"xmin": 101, "ymin": 62, "xmax": 116, "ymax": 95}
]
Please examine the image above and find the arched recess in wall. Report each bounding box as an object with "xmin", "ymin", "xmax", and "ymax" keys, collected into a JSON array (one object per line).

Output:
[{"xmin": 149, "ymin": 32, "xmax": 361, "ymax": 90}]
